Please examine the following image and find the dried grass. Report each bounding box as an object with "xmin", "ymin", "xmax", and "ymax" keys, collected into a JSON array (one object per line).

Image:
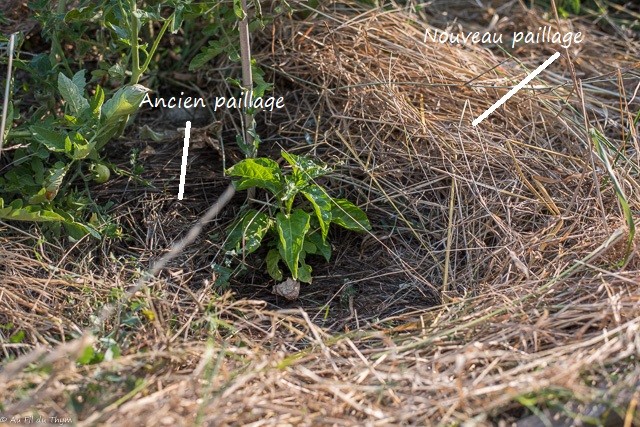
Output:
[{"xmin": 1, "ymin": 1, "xmax": 640, "ymax": 425}]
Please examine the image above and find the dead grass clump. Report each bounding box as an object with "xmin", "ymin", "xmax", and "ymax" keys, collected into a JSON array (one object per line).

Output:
[{"xmin": 261, "ymin": 3, "xmax": 639, "ymax": 309}]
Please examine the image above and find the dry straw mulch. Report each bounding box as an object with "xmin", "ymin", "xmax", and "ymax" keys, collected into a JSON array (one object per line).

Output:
[{"xmin": 2, "ymin": 2, "xmax": 640, "ymax": 425}]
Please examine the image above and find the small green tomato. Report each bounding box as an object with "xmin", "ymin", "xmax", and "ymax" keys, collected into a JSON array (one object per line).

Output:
[{"xmin": 90, "ymin": 163, "xmax": 111, "ymax": 184}]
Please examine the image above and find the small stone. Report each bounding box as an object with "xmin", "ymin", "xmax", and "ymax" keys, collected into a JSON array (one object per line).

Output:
[{"xmin": 272, "ymin": 278, "xmax": 300, "ymax": 300}]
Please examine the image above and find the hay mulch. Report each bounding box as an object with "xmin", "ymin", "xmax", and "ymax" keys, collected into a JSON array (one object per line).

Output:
[{"xmin": 1, "ymin": 1, "xmax": 640, "ymax": 425}]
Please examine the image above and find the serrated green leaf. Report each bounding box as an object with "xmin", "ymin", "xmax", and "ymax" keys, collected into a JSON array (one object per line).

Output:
[
  {"xmin": 226, "ymin": 158, "xmax": 283, "ymax": 195},
  {"xmin": 90, "ymin": 85, "xmax": 105, "ymax": 118},
  {"xmin": 31, "ymin": 157, "xmax": 45, "ymax": 184},
  {"xmin": 101, "ymin": 84, "xmax": 150, "ymax": 124},
  {"xmin": 44, "ymin": 162, "xmax": 69, "ymax": 200},
  {"xmin": 276, "ymin": 209, "xmax": 310, "ymax": 280},
  {"xmin": 189, "ymin": 41, "xmax": 225, "ymax": 71},
  {"xmin": 302, "ymin": 184, "xmax": 332, "ymax": 240},
  {"xmin": 0, "ymin": 203, "xmax": 66, "ymax": 222},
  {"xmin": 69, "ymin": 132, "xmax": 94, "ymax": 160},
  {"xmin": 58, "ymin": 72, "xmax": 89, "ymax": 115},
  {"xmin": 266, "ymin": 249, "xmax": 283, "ymax": 281},
  {"xmin": 331, "ymin": 199, "xmax": 371, "ymax": 231},
  {"xmin": 28, "ymin": 188, "xmax": 48, "ymax": 205},
  {"xmin": 72, "ymin": 70, "xmax": 87, "ymax": 93},
  {"xmin": 30, "ymin": 125, "xmax": 67, "ymax": 152}
]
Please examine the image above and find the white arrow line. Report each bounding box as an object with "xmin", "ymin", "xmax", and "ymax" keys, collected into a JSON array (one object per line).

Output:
[
  {"xmin": 178, "ymin": 121, "xmax": 191, "ymax": 200},
  {"xmin": 472, "ymin": 51, "xmax": 560, "ymax": 127}
]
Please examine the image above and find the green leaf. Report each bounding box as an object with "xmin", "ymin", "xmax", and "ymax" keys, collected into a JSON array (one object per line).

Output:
[
  {"xmin": 28, "ymin": 188, "xmax": 49, "ymax": 205},
  {"xmin": 302, "ymin": 184, "xmax": 332, "ymax": 240},
  {"xmin": 189, "ymin": 40, "xmax": 225, "ymax": 71},
  {"xmin": 58, "ymin": 72, "xmax": 89, "ymax": 115},
  {"xmin": 298, "ymin": 257, "xmax": 312, "ymax": 284},
  {"xmin": 303, "ymin": 240, "xmax": 316, "ymax": 254},
  {"xmin": 568, "ymin": 0, "xmax": 580, "ymax": 13},
  {"xmin": 212, "ymin": 263, "xmax": 233, "ymax": 287},
  {"xmin": 224, "ymin": 210, "xmax": 271, "ymax": 255},
  {"xmin": 44, "ymin": 162, "xmax": 69, "ymax": 201},
  {"xmin": 101, "ymin": 84, "xmax": 150, "ymax": 124},
  {"xmin": 30, "ymin": 125, "xmax": 67, "ymax": 152},
  {"xmin": 226, "ymin": 158, "xmax": 283, "ymax": 195},
  {"xmin": 90, "ymin": 85, "xmax": 105, "ymax": 118},
  {"xmin": 306, "ymin": 231, "xmax": 332, "ymax": 262},
  {"xmin": 107, "ymin": 23, "xmax": 130, "ymax": 42},
  {"xmin": 280, "ymin": 175, "xmax": 302, "ymax": 203},
  {"xmin": 63, "ymin": 221, "xmax": 98, "ymax": 241},
  {"xmin": 276, "ymin": 209, "xmax": 310, "ymax": 280},
  {"xmin": 9, "ymin": 330, "xmax": 25, "ymax": 343},
  {"xmin": 31, "ymin": 157, "xmax": 45, "ymax": 184},
  {"xmin": 0, "ymin": 200, "xmax": 66, "ymax": 222},
  {"xmin": 76, "ymin": 345, "xmax": 96, "ymax": 365},
  {"xmin": 171, "ymin": 4, "xmax": 184, "ymax": 34},
  {"xmin": 331, "ymin": 199, "xmax": 371, "ymax": 231},
  {"xmin": 72, "ymin": 70, "xmax": 87, "ymax": 93},
  {"xmin": 69, "ymin": 132, "xmax": 94, "ymax": 160},
  {"xmin": 266, "ymin": 249, "xmax": 283, "ymax": 281},
  {"xmin": 235, "ymin": 134, "xmax": 253, "ymax": 158},
  {"xmin": 281, "ymin": 151, "xmax": 331, "ymax": 181},
  {"xmin": 251, "ymin": 62, "xmax": 273, "ymax": 98},
  {"xmin": 65, "ymin": 6, "xmax": 98, "ymax": 22},
  {"xmin": 233, "ymin": 0, "xmax": 245, "ymax": 19}
]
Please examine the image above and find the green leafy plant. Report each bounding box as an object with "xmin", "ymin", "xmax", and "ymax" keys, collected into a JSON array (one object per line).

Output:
[
  {"xmin": 0, "ymin": 72, "xmax": 149, "ymax": 238},
  {"xmin": 223, "ymin": 151, "xmax": 371, "ymax": 284},
  {"xmin": 1, "ymin": 0, "xmax": 180, "ymax": 238}
]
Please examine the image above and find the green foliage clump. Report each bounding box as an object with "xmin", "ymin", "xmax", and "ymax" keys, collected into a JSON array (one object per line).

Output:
[
  {"xmin": 1, "ymin": 74, "xmax": 148, "ymax": 238},
  {"xmin": 0, "ymin": 0, "xmax": 182, "ymax": 238},
  {"xmin": 222, "ymin": 151, "xmax": 371, "ymax": 284}
]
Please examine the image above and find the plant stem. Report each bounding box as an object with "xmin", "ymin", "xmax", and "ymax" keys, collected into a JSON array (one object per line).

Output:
[
  {"xmin": 239, "ymin": 0, "xmax": 254, "ymax": 156},
  {"xmin": 140, "ymin": 16, "xmax": 173, "ymax": 77},
  {"xmin": 130, "ymin": 0, "xmax": 141, "ymax": 84},
  {"xmin": 0, "ymin": 33, "xmax": 16, "ymax": 156},
  {"xmin": 238, "ymin": 0, "xmax": 255, "ymax": 202}
]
